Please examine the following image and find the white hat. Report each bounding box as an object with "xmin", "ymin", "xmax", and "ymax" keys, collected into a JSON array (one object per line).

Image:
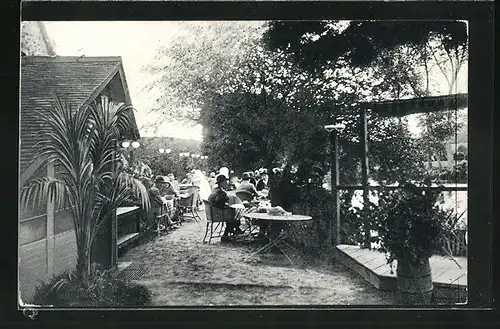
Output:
[{"xmin": 219, "ymin": 167, "xmax": 229, "ymax": 179}]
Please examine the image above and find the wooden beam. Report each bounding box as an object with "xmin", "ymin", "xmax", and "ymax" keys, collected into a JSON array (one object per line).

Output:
[
  {"xmin": 362, "ymin": 93, "xmax": 468, "ymax": 117},
  {"xmin": 20, "ymin": 157, "xmax": 45, "ymax": 187}
]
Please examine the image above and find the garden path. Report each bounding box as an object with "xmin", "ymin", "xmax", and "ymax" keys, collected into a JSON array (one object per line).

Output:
[{"xmin": 119, "ymin": 206, "xmax": 395, "ymax": 306}]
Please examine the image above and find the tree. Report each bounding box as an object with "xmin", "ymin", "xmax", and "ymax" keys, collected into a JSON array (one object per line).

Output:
[
  {"xmin": 130, "ymin": 137, "xmax": 203, "ymax": 178},
  {"xmin": 265, "ymin": 20, "xmax": 467, "ymax": 176},
  {"xmin": 142, "ymin": 21, "xmax": 266, "ymax": 125},
  {"xmin": 20, "ymin": 96, "xmax": 150, "ymax": 278},
  {"xmin": 198, "ymin": 44, "xmax": 331, "ymax": 207},
  {"xmin": 265, "ymin": 21, "xmax": 467, "ymax": 73}
]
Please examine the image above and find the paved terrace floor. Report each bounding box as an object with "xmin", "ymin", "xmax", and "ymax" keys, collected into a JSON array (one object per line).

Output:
[{"xmin": 118, "ymin": 206, "xmax": 396, "ymax": 306}]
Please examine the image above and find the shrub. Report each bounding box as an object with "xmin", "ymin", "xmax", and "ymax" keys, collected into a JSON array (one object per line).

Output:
[
  {"xmin": 285, "ymin": 186, "xmax": 334, "ymax": 255},
  {"xmin": 33, "ymin": 266, "xmax": 151, "ymax": 307},
  {"xmin": 373, "ymin": 180, "xmax": 453, "ymax": 264},
  {"xmin": 427, "ymin": 161, "xmax": 468, "ymax": 184}
]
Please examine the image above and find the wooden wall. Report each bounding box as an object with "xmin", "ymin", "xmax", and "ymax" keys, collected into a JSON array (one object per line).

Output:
[{"xmin": 19, "ymin": 164, "xmax": 78, "ymax": 304}]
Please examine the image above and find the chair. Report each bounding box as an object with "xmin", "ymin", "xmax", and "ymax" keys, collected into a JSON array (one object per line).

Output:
[
  {"xmin": 235, "ymin": 191, "xmax": 260, "ymax": 236},
  {"xmin": 148, "ymin": 206, "xmax": 168, "ymax": 237},
  {"xmin": 178, "ymin": 191, "xmax": 202, "ymax": 222},
  {"xmin": 186, "ymin": 186, "xmax": 202, "ymax": 208},
  {"xmin": 163, "ymin": 196, "xmax": 181, "ymax": 226},
  {"xmin": 185, "ymin": 185, "xmax": 200, "ymax": 195},
  {"xmin": 202, "ymin": 200, "xmax": 235, "ymax": 244}
]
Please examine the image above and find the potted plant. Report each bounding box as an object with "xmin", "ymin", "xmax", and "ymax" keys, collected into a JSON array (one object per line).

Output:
[{"xmin": 374, "ymin": 179, "xmax": 452, "ymax": 305}]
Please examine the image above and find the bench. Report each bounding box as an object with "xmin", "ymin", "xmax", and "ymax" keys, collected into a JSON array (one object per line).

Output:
[
  {"xmin": 117, "ymin": 206, "xmax": 142, "ymax": 251},
  {"xmin": 117, "ymin": 232, "xmax": 140, "ymax": 250}
]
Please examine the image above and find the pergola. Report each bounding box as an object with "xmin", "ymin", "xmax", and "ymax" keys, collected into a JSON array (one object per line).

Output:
[{"xmin": 327, "ymin": 93, "xmax": 468, "ymax": 246}]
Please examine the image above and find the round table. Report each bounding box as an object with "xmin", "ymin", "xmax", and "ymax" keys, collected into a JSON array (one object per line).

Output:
[
  {"xmin": 243, "ymin": 212, "xmax": 312, "ymax": 264},
  {"xmin": 243, "ymin": 213, "xmax": 311, "ymax": 222}
]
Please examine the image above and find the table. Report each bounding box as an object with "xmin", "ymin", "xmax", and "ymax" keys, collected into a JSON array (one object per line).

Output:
[
  {"xmin": 243, "ymin": 212, "xmax": 312, "ymax": 264},
  {"xmin": 229, "ymin": 203, "xmax": 246, "ymax": 225}
]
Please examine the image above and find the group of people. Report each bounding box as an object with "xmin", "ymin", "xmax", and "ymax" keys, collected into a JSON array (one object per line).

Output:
[
  {"xmin": 145, "ymin": 169, "xmax": 214, "ymax": 232},
  {"xmin": 143, "ymin": 165, "xmax": 272, "ymax": 242},
  {"xmin": 147, "ymin": 174, "xmax": 183, "ymax": 231},
  {"xmin": 207, "ymin": 168, "xmax": 270, "ymax": 242},
  {"xmin": 206, "ymin": 168, "xmax": 269, "ymax": 192}
]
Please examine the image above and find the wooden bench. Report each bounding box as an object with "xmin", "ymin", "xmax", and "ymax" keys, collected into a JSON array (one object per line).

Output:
[
  {"xmin": 117, "ymin": 232, "xmax": 140, "ymax": 250},
  {"xmin": 117, "ymin": 206, "xmax": 142, "ymax": 251}
]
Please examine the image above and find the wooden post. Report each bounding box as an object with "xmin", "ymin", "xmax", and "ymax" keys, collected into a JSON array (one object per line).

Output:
[
  {"xmin": 46, "ymin": 164, "xmax": 55, "ymax": 276},
  {"xmin": 360, "ymin": 107, "xmax": 371, "ymax": 248},
  {"xmin": 110, "ymin": 148, "xmax": 118, "ymax": 268},
  {"xmin": 329, "ymin": 132, "xmax": 335, "ymax": 245},
  {"xmin": 333, "ymin": 130, "xmax": 341, "ymax": 246}
]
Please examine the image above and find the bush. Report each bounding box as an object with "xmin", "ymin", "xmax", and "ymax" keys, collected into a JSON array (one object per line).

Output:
[
  {"xmin": 33, "ymin": 266, "xmax": 151, "ymax": 307},
  {"xmin": 285, "ymin": 186, "xmax": 375, "ymax": 255},
  {"xmin": 373, "ymin": 180, "xmax": 452, "ymax": 264},
  {"xmin": 427, "ymin": 161, "xmax": 468, "ymax": 184},
  {"xmin": 285, "ymin": 186, "xmax": 334, "ymax": 255}
]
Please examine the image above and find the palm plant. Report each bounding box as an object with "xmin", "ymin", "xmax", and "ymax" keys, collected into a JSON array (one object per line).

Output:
[{"xmin": 20, "ymin": 95, "xmax": 150, "ymax": 278}]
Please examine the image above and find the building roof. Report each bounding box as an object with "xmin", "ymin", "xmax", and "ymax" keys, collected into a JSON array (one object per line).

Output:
[
  {"xmin": 361, "ymin": 93, "xmax": 468, "ymax": 117},
  {"xmin": 20, "ymin": 56, "xmax": 140, "ymax": 174}
]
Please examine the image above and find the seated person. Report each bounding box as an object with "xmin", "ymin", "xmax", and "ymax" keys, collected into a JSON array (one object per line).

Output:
[
  {"xmin": 161, "ymin": 176, "xmax": 179, "ymax": 198},
  {"xmin": 236, "ymin": 172, "xmax": 259, "ymax": 199},
  {"xmin": 167, "ymin": 173, "xmax": 180, "ymax": 194},
  {"xmin": 148, "ymin": 176, "xmax": 177, "ymax": 229},
  {"xmin": 181, "ymin": 171, "xmax": 193, "ymax": 184},
  {"xmin": 256, "ymin": 173, "xmax": 269, "ymax": 191},
  {"xmin": 207, "ymin": 174, "xmax": 244, "ymax": 241},
  {"xmin": 248, "ymin": 172, "xmax": 257, "ymax": 186}
]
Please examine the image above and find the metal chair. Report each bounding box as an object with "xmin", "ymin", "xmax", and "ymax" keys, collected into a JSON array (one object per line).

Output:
[
  {"xmin": 178, "ymin": 191, "xmax": 202, "ymax": 222},
  {"xmin": 202, "ymin": 200, "xmax": 235, "ymax": 244}
]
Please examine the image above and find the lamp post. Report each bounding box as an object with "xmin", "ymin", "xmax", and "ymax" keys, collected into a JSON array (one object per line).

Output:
[
  {"xmin": 130, "ymin": 141, "xmax": 140, "ymax": 167},
  {"xmin": 324, "ymin": 121, "xmax": 346, "ymax": 246},
  {"xmin": 159, "ymin": 148, "xmax": 172, "ymax": 175}
]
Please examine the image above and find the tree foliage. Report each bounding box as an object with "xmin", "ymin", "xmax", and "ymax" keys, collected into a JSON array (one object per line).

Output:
[
  {"xmin": 265, "ymin": 20, "xmax": 467, "ymax": 72},
  {"xmin": 131, "ymin": 137, "xmax": 203, "ymax": 178},
  {"xmin": 142, "ymin": 21, "xmax": 266, "ymax": 125},
  {"xmin": 146, "ymin": 21, "xmax": 432, "ymax": 190},
  {"xmin": 265, "ymin": 20, "xmax": 468, "ymax": 177}
]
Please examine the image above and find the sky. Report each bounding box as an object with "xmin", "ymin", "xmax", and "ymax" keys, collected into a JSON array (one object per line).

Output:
[
  {"xmin": 42, "ymin": 21, "xmax": 468, "ymax": 139},
  {"xmin": 44, "ymin": 21, "xmax": 204, "ymax": 140}
]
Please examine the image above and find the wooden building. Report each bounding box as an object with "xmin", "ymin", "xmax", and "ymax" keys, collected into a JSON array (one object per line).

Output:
[{"xmin": 19, "ymin": 56, "xmax": 140, "ymax": 303}]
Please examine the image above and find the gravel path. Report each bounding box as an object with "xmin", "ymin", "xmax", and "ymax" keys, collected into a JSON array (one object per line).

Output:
[{"xmin": 119, "ymin": 207, "xmax": 395, "ymax": 306}]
